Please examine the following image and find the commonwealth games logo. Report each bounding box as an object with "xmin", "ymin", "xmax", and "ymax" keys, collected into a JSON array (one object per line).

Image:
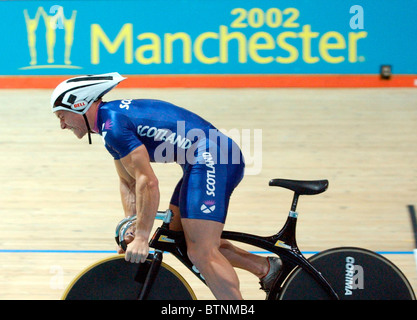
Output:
[{"xmin": 21, "ymin": 6, "xmax": 81, "ymax": 70}]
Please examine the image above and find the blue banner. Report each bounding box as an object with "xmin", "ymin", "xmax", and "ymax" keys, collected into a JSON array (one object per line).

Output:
[{"xmin": 2, "ymin": 0, "xmax": 417, "ymax": 75}]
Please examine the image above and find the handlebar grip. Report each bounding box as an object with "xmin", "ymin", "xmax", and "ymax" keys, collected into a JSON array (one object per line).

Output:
[
  {"xmin": 119, "ymin": 219, "xmax": 135, "ymax": 251},
  {"xmin": 115, "ymin": 215, "xmax": 136, "ymax": 245},
  {"xmin": 115, "ymin": 209, "xmax": 173, "ymax": 250}
]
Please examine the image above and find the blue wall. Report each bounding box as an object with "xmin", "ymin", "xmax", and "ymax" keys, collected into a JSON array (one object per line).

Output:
[{"xmin": 4, "ymin": 0, "xmax": 417, "ymax": 76}]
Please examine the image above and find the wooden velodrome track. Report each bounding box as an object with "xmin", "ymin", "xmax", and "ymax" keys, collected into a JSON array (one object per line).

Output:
[{"xmin": 0, "ymin": 87, "xmax": 416, "ymax": 300}]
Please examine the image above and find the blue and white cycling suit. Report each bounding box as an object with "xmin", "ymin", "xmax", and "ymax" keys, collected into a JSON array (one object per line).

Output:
[{"xmin": 95, "ymin": 99, "xmax": 245, "ymax": 223}]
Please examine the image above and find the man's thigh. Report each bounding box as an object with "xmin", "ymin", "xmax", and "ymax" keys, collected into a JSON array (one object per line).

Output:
[{"xmin": 181, "ymin": 218, "xmax": 224, "ymax": 250}]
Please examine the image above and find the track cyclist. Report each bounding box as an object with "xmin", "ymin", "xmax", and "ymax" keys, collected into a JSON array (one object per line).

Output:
[{"xmin": 51, "ymin": 72, "xmax": 281, "ymax": 299}]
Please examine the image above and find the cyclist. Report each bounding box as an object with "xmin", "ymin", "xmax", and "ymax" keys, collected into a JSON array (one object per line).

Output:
[{"xmin": 51, "ymin": 72, "xmax": 281, "ymax": 299}]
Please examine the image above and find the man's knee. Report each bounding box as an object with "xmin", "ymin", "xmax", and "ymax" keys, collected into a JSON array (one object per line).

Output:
[
  {"xmin": 187, "ymin": 245, "xmax": 217, "ymax": 270},
  {"xmin": 182, "ymin": 218, "xmax": 223, "ymax": 268}
]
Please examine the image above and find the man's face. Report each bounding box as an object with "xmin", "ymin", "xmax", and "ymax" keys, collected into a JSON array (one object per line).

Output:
[{"xmin": 55, "ymin": 110, "xmax": 87, "ymax": 139}]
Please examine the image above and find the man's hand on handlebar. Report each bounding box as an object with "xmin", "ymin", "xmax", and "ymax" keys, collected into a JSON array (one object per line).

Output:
[{"xmin": 125, "ymin": 236, "xmax": 149, "ymax": 263}]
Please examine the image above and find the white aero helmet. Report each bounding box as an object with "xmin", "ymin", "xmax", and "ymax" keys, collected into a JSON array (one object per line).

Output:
[
  {"xmin": 51, "ymin": 72, "xmax": 126, "ymax": 114},
  {"xmin": 51, "ymin": 72, "xmax": 126, "ymax": 144}
]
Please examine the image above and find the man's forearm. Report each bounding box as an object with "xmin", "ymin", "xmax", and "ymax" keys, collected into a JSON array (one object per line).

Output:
[
  {"xmin": 134, "ymin": 175, "xmax": 160, "ymax": 240},
  {"xmin": 120, "ymin": 179, "xmax": 136, "ymax": 217}
]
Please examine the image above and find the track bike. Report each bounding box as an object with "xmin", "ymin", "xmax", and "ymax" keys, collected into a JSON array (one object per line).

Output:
[{"xmin": 62, "ymin": 178, "xmax": 416, "ymax": 300}]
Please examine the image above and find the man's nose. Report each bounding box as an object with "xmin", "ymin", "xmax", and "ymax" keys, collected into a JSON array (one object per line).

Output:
[{"xmin": 60, "ymin": 119, "xmax": 66, "ymax": 129}]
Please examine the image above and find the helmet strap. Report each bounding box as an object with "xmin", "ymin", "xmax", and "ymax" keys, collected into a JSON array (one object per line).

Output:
[{"xmin": 82, "ymin": 114, "xmax": 92, "ymax": 145}]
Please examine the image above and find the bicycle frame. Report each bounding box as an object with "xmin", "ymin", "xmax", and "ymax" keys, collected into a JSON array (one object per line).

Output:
[{"xmin": 117, "ymin": 203, "xmax": 339, "ymax": 300}]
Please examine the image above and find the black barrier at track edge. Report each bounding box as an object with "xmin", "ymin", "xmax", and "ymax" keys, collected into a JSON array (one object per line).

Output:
[{"xmin": 407, "ymin": 205, "xmax": 417, "ymax": 248}]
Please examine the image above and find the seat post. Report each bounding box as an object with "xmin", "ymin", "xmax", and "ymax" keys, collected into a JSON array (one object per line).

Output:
[{"xmin": 291, "ymin": 193, "xmax": 299, "ymax": 212}]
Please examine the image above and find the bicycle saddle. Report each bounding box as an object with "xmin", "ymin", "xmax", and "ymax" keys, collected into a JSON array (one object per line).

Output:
[{"xmin": 269, "ymin": 179, "xmax": 328, "ymax": 195}]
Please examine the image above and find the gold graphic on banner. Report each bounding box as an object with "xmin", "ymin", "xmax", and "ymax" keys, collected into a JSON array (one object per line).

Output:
[{"xmin": 21, "ymin": 6, "xmax": 81, "ymax": 70}]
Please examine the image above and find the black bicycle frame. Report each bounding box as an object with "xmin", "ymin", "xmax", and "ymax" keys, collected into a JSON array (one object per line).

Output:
[
  {"xmin": 141, "ymin": 212, "xmax": 339, "ymax": 300},
  {"xmin": 117, "ymin": 187, "xmax": 339, "ymax": 301}
]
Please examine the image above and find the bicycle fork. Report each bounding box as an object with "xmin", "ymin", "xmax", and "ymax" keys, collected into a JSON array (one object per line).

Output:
[{"xmin": 135, "ymin": 250, "xmax": 163, "ymax": 300}]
